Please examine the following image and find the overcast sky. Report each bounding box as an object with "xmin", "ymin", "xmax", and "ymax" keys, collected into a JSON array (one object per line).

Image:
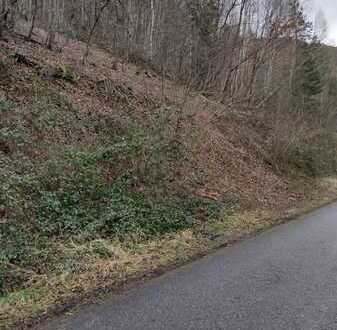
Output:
[{"xmin": 302, "ymin": 0, "xmax": 337, "ymax": 45}]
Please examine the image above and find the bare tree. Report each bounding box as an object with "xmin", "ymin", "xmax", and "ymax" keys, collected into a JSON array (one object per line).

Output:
[
  {"xmin": 82, "ymin": 0, "xmax": 112, "ymax": 64},
  {"xmin": 27, "ymin": 0, "xmax": 37, "ymax": 40}
]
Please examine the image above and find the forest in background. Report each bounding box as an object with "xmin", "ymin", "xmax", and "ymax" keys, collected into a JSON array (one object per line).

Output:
[
  {"xmin": 2, "ymin": 1, "xmax": 337, "ymax": 328},
  {"xmin": 1, "ymin": 0, "xmax": 337, "ymax": 173}
]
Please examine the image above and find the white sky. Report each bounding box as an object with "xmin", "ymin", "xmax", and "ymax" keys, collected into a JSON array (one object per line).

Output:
[{"xmin": 302, "ymin": 0, "xmax": 337, "ymax": 45}]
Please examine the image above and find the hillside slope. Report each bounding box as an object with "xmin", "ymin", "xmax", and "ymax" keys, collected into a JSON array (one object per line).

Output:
[
  {"xmin": 1, "ymin": 35, "xmax": 293, "ymax": 206},
  {"xmin": 0, "ymin": 35, "xmax": 336, "ymax": 329}
]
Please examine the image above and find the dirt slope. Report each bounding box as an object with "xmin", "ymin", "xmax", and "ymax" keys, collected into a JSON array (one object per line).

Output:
[{"xmin": 0, "ymin": 35, "xmax": 297, "ymax": 209}]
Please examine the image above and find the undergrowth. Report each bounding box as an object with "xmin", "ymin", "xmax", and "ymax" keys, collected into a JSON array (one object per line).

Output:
[{"xmin": 0, "ymin": 79, "xmax": 235, "ymax": 297}]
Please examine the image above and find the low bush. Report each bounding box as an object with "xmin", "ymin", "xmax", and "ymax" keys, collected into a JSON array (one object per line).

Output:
[{"xmin": 55, "ymin": 64, "xmax": 79, "ymax": 82}]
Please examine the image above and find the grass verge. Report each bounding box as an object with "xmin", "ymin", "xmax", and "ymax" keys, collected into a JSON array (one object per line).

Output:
[{"xmin": 1, "ymin": 177, "xmax": 337, "ymax": 329}]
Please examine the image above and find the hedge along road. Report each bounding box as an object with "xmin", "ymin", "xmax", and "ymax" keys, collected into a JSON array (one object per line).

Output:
[{"xmin": 37, "ymin": 202, "xmax": 337, "ymax": 330}]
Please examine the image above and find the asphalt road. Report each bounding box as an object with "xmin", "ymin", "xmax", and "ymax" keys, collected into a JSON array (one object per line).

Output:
[{"xmin": 38, "ymin": 202, "xmax": 337, "ymax": 330}]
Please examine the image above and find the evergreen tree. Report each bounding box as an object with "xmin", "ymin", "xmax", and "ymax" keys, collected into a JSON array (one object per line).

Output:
[
  {"xmin": 288, "ymin": 0, "xmax": 322, "ymax": 113},
  {"xmin": 188, "ymin": 0, "xmax": 219, "ymax": 45},
  {"xmin": 302, "ymin": 43, "xmax": 322, "ymax": 96},
  {"xmin": 293, "ymin": 42, "xmax": 323, "ymax": 112}
]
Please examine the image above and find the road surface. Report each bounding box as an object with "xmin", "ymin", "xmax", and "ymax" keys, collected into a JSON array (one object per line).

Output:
[{"xmin": 38, "ymin": 202, "xmax": 337, "ymax": 330}]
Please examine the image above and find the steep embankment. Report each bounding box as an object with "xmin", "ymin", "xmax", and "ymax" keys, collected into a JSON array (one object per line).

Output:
[
  {"xmin": 1, "ymin": 35, "xmax": 293, "ymax": 206},
  {"xmin": 0, "ymin": 35, "xmax": 336, "ymax": 329}
]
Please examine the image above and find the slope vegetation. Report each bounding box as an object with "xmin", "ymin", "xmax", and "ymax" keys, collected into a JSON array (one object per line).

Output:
[{"xmin": 0, "ymin": 35, "xmax": 336, "ymax": 328}]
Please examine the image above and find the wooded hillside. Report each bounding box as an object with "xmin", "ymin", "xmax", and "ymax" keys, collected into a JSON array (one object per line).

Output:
[
  {"xmin": 1, "ymin": 1, "xmax": 337, "ymax": 328},
  {"xmin": 1, "ymin": 0, "xmax": 337, "ymax": 172}
]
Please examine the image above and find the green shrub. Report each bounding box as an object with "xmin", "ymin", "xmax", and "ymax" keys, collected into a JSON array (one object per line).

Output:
[
  {"xmin": 0, "ymin": 59, "xmax": 12, "ymax": 86},
  {"xmin": 289, "ymin": 133, "xmax": 337, "ymax": 176},
  {"xmin": 36, "ymin": 167, "xmax": 226, "ymax": 240},
  {"xmin": 55, "ymin": 64, "xmax": 79, "ymax": 83},
  {"xmin": 0, "ymin": 99, "xmax": 12, "ymax": 112}
]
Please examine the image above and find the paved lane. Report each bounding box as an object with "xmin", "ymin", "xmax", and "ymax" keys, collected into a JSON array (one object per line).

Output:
[{"xmin": 38, "ymin": 203, "xmax": 337, "ymax": 330}]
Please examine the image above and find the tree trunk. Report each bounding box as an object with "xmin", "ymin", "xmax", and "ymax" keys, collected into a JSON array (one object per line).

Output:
[
  {"xmin": 150, "ymin": 0, "xmax": 155, "ymax": 60},
  {"xmin": 27, "ymin": 0, "xmax": 38, "ymax": 40}
]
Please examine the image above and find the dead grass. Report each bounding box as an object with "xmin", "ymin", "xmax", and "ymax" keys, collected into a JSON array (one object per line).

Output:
[{"xmin": 1, "ymin": 177, "xmax": 337, "ymax": 329}]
